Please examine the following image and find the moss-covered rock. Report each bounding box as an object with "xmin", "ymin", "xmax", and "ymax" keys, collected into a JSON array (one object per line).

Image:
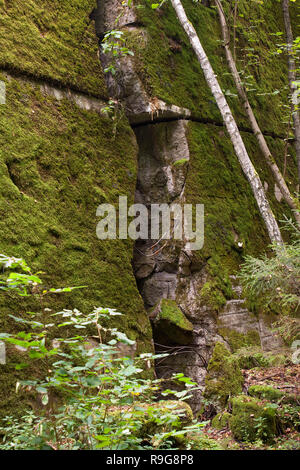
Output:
[
  {"xmin": 203, "ymin": 342, "xmax": 244, "ymax": 410},
  {"xmin": 132, "ymin": 400, "xmax": 194, "ymax": 442},
  {"xmin": 130, "ymin": 0, "xmax": 299, "ymax": 308},
  {"xmin": 150, "ymin": 299, "xmax": 193, "ymax": 345},
  {"xmin": 233, "ymin": 347, "xmax": 289, "ymax": 369},
  {"xmin": 211, "ymin": 412, "xmax": 232, "ymax": 430},
  {"xmin": 238, "ymin": 354, "xmax": 269, "ymax": 370},
  {"xmin": 248, "ymin": 385, "xmax": 298, "ymax": 406},
  {"xmin": 184, "ymin": 435, "xmax": 223, "ymax": 450},
  {"xmin": 248, "ymin": 385, "xmax": 284, "ymax": 402},
  {"xmin": 150, "ymin": 400, "xmax": 194, "ymax": 424},
  {"xmin": 230, "ymin": 395, "xmax": 278, "ymax": 443},
  {"xmin": 277, "ymin": 404, "xmax": 300, "ymax": 432},
  {"xmin": 219, "ymin": 328, "xmax": 261, "ymax": 353},
  {"xmin": 200, "ymin": 281, "xmax": 227, "ymax": 312},
  {"xmin": 0, "ymin": 0, "xmax": 106, "ymax": 96}
]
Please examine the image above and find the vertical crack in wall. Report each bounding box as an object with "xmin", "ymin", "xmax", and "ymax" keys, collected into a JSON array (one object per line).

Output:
[{"xmin": 131, "ymin": 119, "xmax": 211, "ymax": 409}]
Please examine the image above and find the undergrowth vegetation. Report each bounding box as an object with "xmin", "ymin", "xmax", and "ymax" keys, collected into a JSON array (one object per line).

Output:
[{"xmin": 0, "ymin": 254, "xmax": 204, "ymax": 450}]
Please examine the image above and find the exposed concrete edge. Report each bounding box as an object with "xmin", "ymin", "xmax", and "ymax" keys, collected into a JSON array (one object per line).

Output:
[
  {"xmin": 130, "ymin": 99, "xmax": 290, "ymax": 141},
  {"xmin": 128, "ymin": 100, "xmax": 192, "ymax": 125},
  {"xmin": 40, "ymin": 83, "xmax": 106, "ymax": 114},
  {"xmin": 1, "ymin": 70, "xmax": 107, "ymax": 113}
]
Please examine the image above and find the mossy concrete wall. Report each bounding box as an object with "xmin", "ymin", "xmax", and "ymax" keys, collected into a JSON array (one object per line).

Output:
[
  {"xmin": 0, "ymin": 0, "xmax": 298, "ymax": 416},
  {"xmin": 0, "ymin": 0, "xmax": 107, "ymax": 96},
  {"xmin": 97, "ymin": 0, "xmax": 299, "ymax": 410},
  {"xmin": 134, "ymin": 0, "xmax": 299, "ymax": 135}
]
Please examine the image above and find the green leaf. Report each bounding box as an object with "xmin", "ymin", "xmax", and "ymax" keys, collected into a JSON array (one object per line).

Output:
[{"xmin": 41, "ymin": 394, "xmax": 49, "ymax": 406}]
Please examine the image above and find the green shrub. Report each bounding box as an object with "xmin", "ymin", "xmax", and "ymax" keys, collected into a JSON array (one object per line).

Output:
[
  {"xmin": 0, "ymin": 254, "xmax": 205, "ymax": 450},
  {"xmin": 239, "ymin": 214, "xmax": 300, "ymax": 314}
]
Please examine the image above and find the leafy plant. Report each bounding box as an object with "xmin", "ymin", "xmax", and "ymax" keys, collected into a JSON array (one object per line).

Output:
[
  {"xmin": 239, "ymin": 214, "xmax": 300, "ymax": 311},
  {"xmin": 101, "ymin": 30, "xmax": 134, "ymax": 76},
  {"xmin": 0, "ymin": 254, "xmax": 204, "ymax": 450}
]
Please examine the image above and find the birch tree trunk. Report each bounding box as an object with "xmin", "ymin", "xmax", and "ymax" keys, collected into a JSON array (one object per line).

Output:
[
  {"xmin": 282, "ymin": 0, "xmax": 300, "ymax": 191},
  {"xmin": 215, "ymin": 0, "xmax": 300, "ymax": 228},
  {"xmin": 170, "ymin": 0, "xmax": 282, "ymax": 243}
]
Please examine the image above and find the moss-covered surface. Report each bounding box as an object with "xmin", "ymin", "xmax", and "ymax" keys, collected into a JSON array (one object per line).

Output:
[
  {"xmin": 202, "ymin": 361, "xmax": 300, "ymax": 448},
  {"xmin": 186, "ymin": 122, "xmax": 296, "ymax": 262},
  {"xmin": 182, "ymin": 120, "xmax": 297, "ymax": 311},
  {"xmin": 230, "ymin": 395, "xmax": 278, "ymax": 443},
  {"xmin": 199, "ymin": 281, "xmax": 227, "ymax": 312},
  {"xmin": 132, "ymin": 0, "xmax": 299, "ymax": 135},
  {"xmin": 219, "ymin": 328, "xmax": 261, "ymax": 353},
  {"xmin": 129, "ymin": 0, "xmax": 299, "ymax": 319},
  {"xmin": 248, "ymin": 385, "xmax": 284, "ymax": 402},
  {"xmin": 172, "ymin": 158, "xmax": 189, "ymax": 167},
  {"xmin": 248, "ymin": 385, "xmax": 298, "ymax": 406},
  {"xmin": 0, "ymin": 74, "xmax": 153, "ymax": 418},
  {"xmin": 124, "ymin": 400, "xmax": 194, "ymax": 443},
  {"xmin": 233, "ymin": 348, "xmax": 273, "ymax": 370},
  {"xmin": 180, "ymin": 434, "xmax": 223, "ymax": 450},
  {"xmin": 211, "ymin": 411, "xmax": 231, "ymax": 431},
  {"xmin": 203, "ymin": 342, "xmax": 244, "ymax": 410},
  {"xmin": 125, "ymin": 1, "xmax": 299, "ymax": 316},
  {"xmin": 151, "ymin": 299, "xmax": 193, "ymax": 345},
  {"xmin": 157, "ymin": 299, "xmax": 193, "ymax": 332},
  {"xmin": 0, "ymin": 0, "xmax": 106, "ymax": 96}
]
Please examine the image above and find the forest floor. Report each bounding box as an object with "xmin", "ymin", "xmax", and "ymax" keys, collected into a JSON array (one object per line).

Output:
[{"xmin": 201, "ymin": 363, "xmax": 300, "ymax": 450}]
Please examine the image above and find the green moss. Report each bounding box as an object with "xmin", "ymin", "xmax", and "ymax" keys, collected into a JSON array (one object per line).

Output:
[
  {"xmin": 219, "ymin": 328, "xmax": 261, "ymax": 353},
  {"xmin": 200, "ymin": 281, "xmax": 227, "ymax": 312},
  {"xmin": 132, "ymin": 0, "xmax": 294, "ymax": 135},
  {"xmin": 230, "ymin": 395, "xmax": 278, "ymax": 443},
  {"xmin": 249, "ymin": 385, "xmax": 298, "ymax": 406},
  {"xmin": 277, "ymin": 404, "xmax": 300, "ymax": 431},
  {"xmin": 158, "ymin": 299, "xmax": 193, "ymax": 332},
  {"xmin": 0, "ymin": 74, "xmax": 153, "ymax": 418},
  {"xmin": 211, "ymin": 412, "xmax": 231, "ymax": 430},
  {"xmin": 135, "ymin": 400, "xmax": 193, "ymax": 425},
  {"xmin": 150, "ymin": 299, "xmax": 193, "ymax": 345},
  {"xmin": 129, "ymin": 2, "xmax": 298, "ymax": 308},
  {"xmin": 172, "ymin": 158, "xmax": 189, "ymax": 167},
  {"xmin": 184, "ymin": 435, "xmax": 223, "ymax": 450},
  {"xmin": 203, "ymin": 342, "xmax": 244, "ymax": 410},
  {"xmin": 233, "ymin": 348, "xmax": 271, "ymax": 369},
  {"xmin": 134, "ymin": 400, "xmax": 194, "ymax": 440},
  {"xmin": 182, "ymin": 121, "xmax": 297, "ymax": 309},
  {"xmin": 0, "ymin": 0, "xmax": 106, "ymax": 96},
  {"xmin": 157, "ymin": 400, "xmax": 194, "ymax": 424},
  {"xmin": 128, "ymin": 1, "xmax": 299, "ymax": 320},
  {"xmin": 248, "ymin": 385, "xmax": 284, "ymax": 402}
]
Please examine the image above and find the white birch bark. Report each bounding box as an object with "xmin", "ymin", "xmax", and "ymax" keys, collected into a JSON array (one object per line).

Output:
[
  {"xmin": 170, "ymin": 0, "xmax": 283, "ymax": 243},
  {"xmin": 215, "ymin": 0, "xmax": 300, "ymax": 228}
]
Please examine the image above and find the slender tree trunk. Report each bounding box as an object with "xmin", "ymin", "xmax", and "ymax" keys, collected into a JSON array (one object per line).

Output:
[
  {"xmin": 215, "ymin": 0, "xmax": 300, "ymax": 227},
  {"xmin": 282, "ymin": 0, "xmax": 300, "ymax": 191},
  {"xmin": 170, "ymin": 0, "xmax": 282, "ymax": 243}
]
